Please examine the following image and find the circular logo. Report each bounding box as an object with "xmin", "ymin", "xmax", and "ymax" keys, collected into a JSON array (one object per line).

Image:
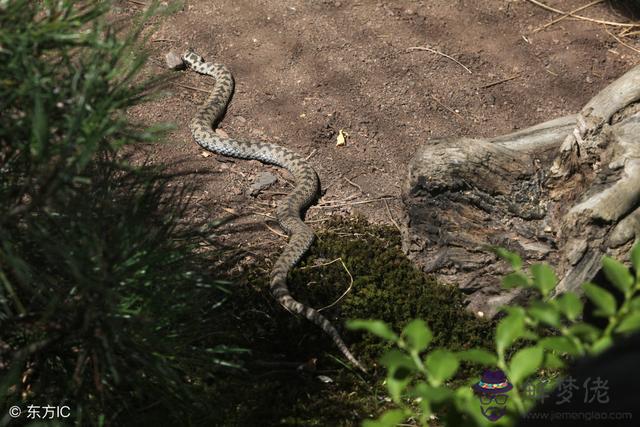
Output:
[{"xmin": 9, "ymin": 406, "xmax": 21, "ymax": 418}]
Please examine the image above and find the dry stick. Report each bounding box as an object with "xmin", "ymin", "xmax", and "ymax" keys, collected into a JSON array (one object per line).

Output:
[
  {"xmin": 300, "ymin": 258, "xmax": 354, "ymax": 312},
  {"xmin": 526, "ymin": 0, "xmax": 639, "ymax": 28},
  {"xmin": 604, "ymin": 26, "xmax": 640, "ymax": 54},
  {"xmin": 317, "ymin": 193, "xmax": 360, "ymax": 205},
  {"xmin": 384, "ymin": 199, "xmax": 402, "ymax": 233},
  {"xmin": 406, "ymin": 46, "xmax": 472, "ymax": 74},
  {"xmin": 622, "ymin": 30, "xmax": 640, "ymax": 37},
  {"xmin": 430, "ymin": 95, "xmax": 465, "ymax": 121},
  {"xmin": 312, "ymin": 196, "xmax": 397, "ymax": 209},
  {"xmin": 305, "ymin": 148, "xmax": 317, "ymax": 161},
  {"xmin": 177, "ymin": 83, "xmax": 210, "ymax": 94},
  {"xmin": 533, "ymin": 0, "xmax": 604, "ymax": 33},
  {"xmin": 344, "ymin": 176, "xmax": 363, "ymax": 193},
  {"xmin": 263, "ymin": 222, "xmax": 287, "ymax": 238},
  {"xmin": 479, "ymin": 74, "xmax": 520, "ymax": 89},
  {"xmin": 128, "ymin": 0, "xmax": 147, "ymax": 6}
]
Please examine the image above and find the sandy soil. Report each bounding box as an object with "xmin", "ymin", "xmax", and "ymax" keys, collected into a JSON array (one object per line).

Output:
[{"xmin": 122, "ymin": 0, "xmax": 638, "ymax": 257}]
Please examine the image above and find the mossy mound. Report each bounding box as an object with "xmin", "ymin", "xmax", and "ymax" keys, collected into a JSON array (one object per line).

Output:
[{"xmin": 205, "ymin": 217, "xmax": 495, "ymax": 426}]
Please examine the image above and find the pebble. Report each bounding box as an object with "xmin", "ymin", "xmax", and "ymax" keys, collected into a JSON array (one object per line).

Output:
[
  {"xmin": 249, "ymin": 172, "xmax": 278, "ymax": 196},
  {"xmin": 165, "ymin": 51, "xmax": 184, "ymax": 70}
]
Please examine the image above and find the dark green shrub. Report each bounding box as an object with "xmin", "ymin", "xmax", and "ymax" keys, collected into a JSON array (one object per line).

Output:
[{"xmin": 0, "ymin": 2, "xmax": 239, "ymax": 425}]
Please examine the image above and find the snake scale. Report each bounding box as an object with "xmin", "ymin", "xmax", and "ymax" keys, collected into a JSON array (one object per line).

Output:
[{"xmin": 181, "ymin": 50, "xmax": 365, "ymax": 372}]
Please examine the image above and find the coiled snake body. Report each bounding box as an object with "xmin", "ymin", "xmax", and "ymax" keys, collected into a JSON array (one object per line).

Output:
[{"xmin": 181, "ymin": 51, "xmax": 364, "ymax": 372}]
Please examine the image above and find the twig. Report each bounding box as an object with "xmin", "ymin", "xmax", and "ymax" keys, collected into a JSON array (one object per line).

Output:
[
  {"xmin": 344, "ymin": 176, "xmax": 363, "ymax": 193},
  {"xmin": 311, "ymin": 196, "xmax": 397, "ymax": 209},
  {"xmin": 533, "ymin": 0, "xmax": 604, "ymax": 32},
  {"xmin": 305, "ymin": 218, "xmax": 332, "ymax": 223},
  {"xmin": 479, "ymin": 74, "xmax": 520, "ymax": 89},
  {"xmin": 604, "ymin": 26, "xmax": 640, "ymax": 54},
  {"xmin": 250, "ymin": 211, "xmax": 277, "ymax": 219},
  {"xmin": 406, "ymin": 46, "xmax": 472, "ymax": 74},
  {"xmin": 317, "ymin": 193, "xmax": 360, "ymax": 206},
  {"xmin": 429, "ymin": 95, "xmax": 465, "ymax": 121},
  {"xmin": 263, "ymin": 222, "xmax": 287, "ymax": 238},
  {"xmin": 176, "ymin": 83, "xmax": 210, "ymax": 94},
  {"xmin": 301, "ymin": 258, "xmax": 354, "ymax": 312},
  {"xmin": 526, "ymin": 0, "xmax": 639, "ymax": 28},
  {"xmin": 384, "ymin": 199, "xmax": 401, "ymax": 233},
  {"xmin": 299, "ymin": 257, "xmax": 344, "ymax": 270},
  {"xmin": 305, "ymin": 148, "xmax": 317, "ymax": 161},
  {"xmin": 152, "ymin": 38, "xmax": 176, "ymax": 42},
  {"xmin": 128, "ymin": 0, "xmax": 148, "ymax": 6}
]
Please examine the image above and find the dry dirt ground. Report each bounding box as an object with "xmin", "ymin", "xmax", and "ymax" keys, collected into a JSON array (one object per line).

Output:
[{"xmin": 121, "ymin": 0, "xmax": 639, "ymax": 262}]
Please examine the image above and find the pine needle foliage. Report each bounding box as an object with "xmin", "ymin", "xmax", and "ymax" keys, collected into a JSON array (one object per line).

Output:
[{"xmin": 0, "ymin": 1, "xmax": 238, "ymax": 425}]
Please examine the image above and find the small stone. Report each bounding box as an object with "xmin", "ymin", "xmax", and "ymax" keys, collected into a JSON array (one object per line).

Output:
[
  {"xmin": 216, "ymin": 128, "xmax": 229, "ymax": 138},
  {"xmin": 249, "ymin": 172, "xmax": 278, "ymax": 196},
  {"xmin": 165, "ymin": 51, "xmax": 184, "ymax": 70},
  {"xmin": 236, "ymin": 116, "xmax": 247, "ymax": 124}
]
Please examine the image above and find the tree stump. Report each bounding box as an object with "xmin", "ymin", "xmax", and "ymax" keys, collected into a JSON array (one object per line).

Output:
[{"xmin": 402, "ymin": 65, "xmax": 640, "ymax": 318}]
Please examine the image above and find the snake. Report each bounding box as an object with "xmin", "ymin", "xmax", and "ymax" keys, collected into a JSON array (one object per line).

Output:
[{"xmin": 181, "ymin": 50, "xmax": 365, "ymax": 372}]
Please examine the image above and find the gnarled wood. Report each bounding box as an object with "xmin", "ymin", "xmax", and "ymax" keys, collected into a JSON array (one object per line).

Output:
[{"xmin": 403, "ymin": 65, "xmax": 640, "ymax": 317}]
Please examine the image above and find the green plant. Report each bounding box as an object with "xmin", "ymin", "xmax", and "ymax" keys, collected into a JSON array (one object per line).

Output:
[
  {"xmin": 349, "ymin": 242, "xmax": 640, "ymax": 426},
  {"xmin": 0, "ymin": 1, "xmax": 242, "ymax": 425}
]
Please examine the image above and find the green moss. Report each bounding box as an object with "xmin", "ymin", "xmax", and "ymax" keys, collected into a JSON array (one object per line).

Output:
[{"xmin": 204, "ymin": 217, "xmax": 495, "ymax": 426}]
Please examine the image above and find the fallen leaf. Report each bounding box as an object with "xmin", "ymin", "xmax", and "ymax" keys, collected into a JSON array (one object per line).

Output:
[
  {"xmin": 201, "ymin": 151, "xmax": 212, "ymax": 157},
  {"xmin": 336, "ymin": 129, "xmax": 348, "ymax": 146}
]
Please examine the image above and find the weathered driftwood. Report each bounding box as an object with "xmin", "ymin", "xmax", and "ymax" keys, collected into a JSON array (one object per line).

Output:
[{"xmin": 402, "ymin": 65, "xmax": 640, "ymax": 317}]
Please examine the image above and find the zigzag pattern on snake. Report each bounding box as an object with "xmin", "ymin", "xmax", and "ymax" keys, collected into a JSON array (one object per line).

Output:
[{"xmin": 181, "ymin": 50, "xmax": 365, "ymax": 372}]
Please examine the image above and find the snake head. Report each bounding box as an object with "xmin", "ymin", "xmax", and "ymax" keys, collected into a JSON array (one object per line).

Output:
[{"xmin": 181, "ymin": 49, "xmax": 204, "ymax": 67}]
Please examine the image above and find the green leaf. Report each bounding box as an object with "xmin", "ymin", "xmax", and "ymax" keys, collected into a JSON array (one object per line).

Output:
[
  {"xmin": 493, "ymin": 247, "xmax": 522, "ymax": 270},
  {"xmin": 527, "ymin": 301, "xmax": 561, "ymax": 327},
  {"xmin": 496, "ymin": 311, "xmax": 525, "ymax": 355},
  {"xmin": 568, "ymin": 323, "xmax": 602, "ymax": 342},
  {"xmin": 539, "ymin": 336, "xmax": 580, "ymax": 356},
  {"xmin": 362, "ymin": 409, "xmax": 407, "ymax": 427},
  {"xmin": 380, "ymin": 350, "xmax": 415, "ymax": 402},
  {"xmin": 502, "ymin": 271, "xmax": 531, "ymax": 289},
  {"xmin": 508, "ymin": 346, "xmax": 544, "ymax": 384},
  {"xmin": 631, "ymin": 241, "xmax": 640, "ymax": 279},
  {"xmin": 380, "ymin": 349, "xmax": 416, "ymax": 371},
  {"xmin": 582, "ymin": 282, "xmax": 617, "ymax": 317},
  {"xmin": 456, "ymin": 349, "xmax": 498, "ymax": 365},
  {"xmin": 591, "ymin": 335, "xmax": 613, "ymax": 354},
  {"xmin": 542, "ymin": 352, "xmax": 566, "ymax": 369},
  {"xmin": 629, "ymin": 296, "xmax": 640, "ymax": 311},
  {"xmin": 602, "ymin": 256, "xmax": 634, "ymax": 294},
  {"xmin": 347, "ymin": 319, "xmax": 398, "ymax": 341},
  {"xmin": 615, "ymin": 312, "xmax": 640, "ymax": 334},
  {"xmin": 531, "ymin": 263, "xmax": 557, "ymax": 296},
  {"xmin": 425, "ymin": 349, "xmax": 459, "ymax": 386},
  {"xmin": 556, "ymin": 292, "xmax": 583, "ymax": 321},
  {"xmin": 401, "ymin": 319, "xmax": 432, "ymax": 352},
  {"xmin": 413, "ymin": 382, "xmax": 454, "ymax": 404},
  {"xmin": 30, "ymin": 92, "xmax": 47, "ymax": 158}
]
